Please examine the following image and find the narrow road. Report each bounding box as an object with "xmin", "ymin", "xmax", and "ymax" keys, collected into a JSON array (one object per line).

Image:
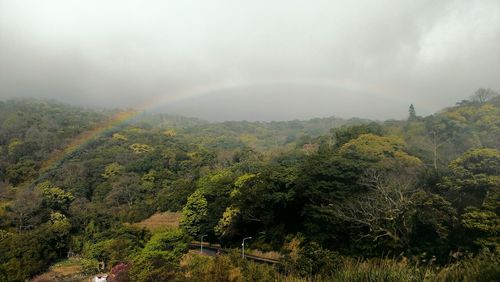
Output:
[{"xmin": 188, "ymin": 243, "xmax": 280, "ymax": 265}]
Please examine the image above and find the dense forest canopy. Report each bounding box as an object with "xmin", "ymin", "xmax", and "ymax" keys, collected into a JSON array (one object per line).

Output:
[{"xmin": 0, "ymin": 90, "xmax": 499, "ymax": 281}]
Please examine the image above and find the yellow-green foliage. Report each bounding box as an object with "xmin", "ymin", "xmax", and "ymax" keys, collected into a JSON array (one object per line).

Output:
[
  {"xmin": 441, "ymin": 148, "xmax": 500, "ymax": 210},
  {"xmin": 102, "ymin": 162, "xmax": 124, "ymax": 178},
  {"xmin": 461, "ymin": 208, "xmax": 500, "ymax": 251},
  {"xmin": 129, "ymin": 143, "xmax": 154, "ymax": 154},
  {"xmin": 80, "ymin": 258, "xmax": 100, "ymax": 275},
  {"xmin": 163, "ymin": 129, "xmax": 177, "ymax": 137},
  {"xmin": 47, "ymin": 212, "xmax": 72, "ymax": 249},
  {"xmin": 231, "ymin": 173, "xmax": 258, "ymax": 198},
  {"xmin": 239, "ymin": 133, "xmax": 259, "ymax": 148},
  {"xmin": 7, "ymin": 139, "xmax": 23, "ymax": 155},
  {"xmin": 128, "ymin": 127, "xmax": 146, "ymax": 134},
  {"xmin": 444, "ymin": 103, "xmax": 500, "ymax": 148},
  {"xmin": 215, "ymin": 206, "xmax": 240, "ymax": 237},
  {"xmin": 36, "ymin": 181, "xmax": 75, "ymax": 210},
  {"xmin": 234, "ymin": 173, "xmax": 257, "ymax": 188},
  {"xmin": 340, "ymin": 134, "xmax": 422, "ymax": 167},
  {"xmin": 447, "ymin": 148, "xmax": 500, "ymax": 182},
  {"xmin": 141, "ymin": 170, "xmax": 157, "ymax": 190},
  {"xmin": 206, "ymin": 169, "xmax": 234, "ymax": 184},
  {"xmin": 112, "ymin": 133, "xmax": 128, "ymax": 141}
]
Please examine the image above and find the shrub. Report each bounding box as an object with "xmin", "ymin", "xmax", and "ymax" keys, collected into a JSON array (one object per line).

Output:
[
  {"xmin": 282, "ymin": 240, "xmax": 343, "ymax": 277},
  {"xmin": 81, "ymin": 258, "xmax": 100, "ymax": 275},
  {"xmin": 433, "ymin": 250, "xmax": 500, "ymax": 282}
]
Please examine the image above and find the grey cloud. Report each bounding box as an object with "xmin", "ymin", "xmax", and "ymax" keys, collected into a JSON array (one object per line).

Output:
[{"xmin": 0, "ymin": 0, "xmax": 499, "ymax": 120}]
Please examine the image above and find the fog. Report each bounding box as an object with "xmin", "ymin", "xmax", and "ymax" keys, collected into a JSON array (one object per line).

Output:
[{"xmin": 1, "ymin": 0, "xmax": 499, "ymax": 121}]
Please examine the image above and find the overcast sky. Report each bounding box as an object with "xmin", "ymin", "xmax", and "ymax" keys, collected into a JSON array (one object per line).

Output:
[{"xmin": 1, "ymin": 0, "xmax": 499, "ymax": 121}]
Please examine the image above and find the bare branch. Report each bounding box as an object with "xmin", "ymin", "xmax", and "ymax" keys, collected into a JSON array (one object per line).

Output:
[{"xmin": 331, "ymin": 170, "xmax": 417, "ymax": 246}]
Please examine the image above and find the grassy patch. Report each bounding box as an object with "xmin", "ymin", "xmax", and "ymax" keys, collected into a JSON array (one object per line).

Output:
[
  {"xmin": 248, "ymin": 249, "xmax": 281, "ymax": 261},
  {"xmin": 30, "ymin": 258, "xmax": 91, "ymax": 282},
  {"xmin": 133, "ymin": 212, "xmax": 181, "ymax": 231}
]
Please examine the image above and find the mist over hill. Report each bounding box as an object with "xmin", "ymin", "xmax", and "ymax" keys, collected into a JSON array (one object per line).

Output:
[{"xmin": 157, "ymin": 83, "xmax": 411, "ymax": 121}]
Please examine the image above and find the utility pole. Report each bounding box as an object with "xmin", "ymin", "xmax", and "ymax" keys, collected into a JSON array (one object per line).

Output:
[
  {"xmin": 242, "ymin": 237, "xmax": 252, "ymax": 259},
  {"xmin": 200, "ymin": 234, "xmax": 207, "ymax": 254}
]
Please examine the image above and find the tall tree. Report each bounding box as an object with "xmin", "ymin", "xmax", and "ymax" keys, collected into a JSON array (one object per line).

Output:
[
  {"xmin": 471, "ymin": 88, "xmax": 498, "ymax": 103},
  {"xmin": 440, "ymin": 148, "xmax": 500, "ymax": 211},
  {"xmin": 180, "ymin": 190, "xmax": 208, "ymax": 237},
  {"xmin": 424, "ymin": 115, "xmax": 463, "ymax": 172},
  {"xmin": 408, "ymin": 104, "xmax": 417, "ymax": 121},
  {"xmin": 440, "ymin": 148, "xmax": 500, "ymax": 251},
  {"xmin": 332, "ymin": 171, "xmax": 416, "ymax": 248}
]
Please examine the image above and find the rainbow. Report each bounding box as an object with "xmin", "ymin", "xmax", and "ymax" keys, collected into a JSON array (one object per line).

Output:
[
  {"xmin": 38, "ymin": 109, "xmax": 139, "ymax": 176},
  {"xmin": 35, "ymin": 80, "xmax": 246, "ymax": 182},
  {"xmin": 34, "ymin": 78, "xmax": 427, "ymax": 184}
]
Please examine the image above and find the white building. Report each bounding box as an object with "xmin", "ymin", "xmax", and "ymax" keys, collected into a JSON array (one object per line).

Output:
[{"xmin": 93, "ymin": 274, "xmax": 108, "ymax": 282}]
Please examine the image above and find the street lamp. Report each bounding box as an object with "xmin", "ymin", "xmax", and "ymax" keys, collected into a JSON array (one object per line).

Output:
[
  {"xmin": 242, "ymin": 237, "xmax": 252, "ymax": 259},
  {"xmin": 200, "ymin": 234, "xmax": 207, "ymax": 254}
]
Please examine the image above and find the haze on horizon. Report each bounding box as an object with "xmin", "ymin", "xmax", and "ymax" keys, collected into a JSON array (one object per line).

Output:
[{"xmin": 1, "ymin": 0, "xmax": 499, "ymax": 121}]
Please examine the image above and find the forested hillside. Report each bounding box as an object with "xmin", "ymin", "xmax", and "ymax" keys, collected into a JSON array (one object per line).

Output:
[{"xmin": 0, "ymin": 90, "xmax": 499, "ymax": 281}]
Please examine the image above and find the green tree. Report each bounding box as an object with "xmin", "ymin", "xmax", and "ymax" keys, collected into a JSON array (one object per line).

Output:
[
  {"xmin": 292, "ymin": 152, "xmax": 367, "ymax": 246},
  {"xmin": 0, "ymin": 226, "xmax": 60, "ymax": 281},
  {"xmin": 339, "ymin": 134, "xmax": 422, "ymax": 169},
  {"xmin": 180, "ymin": 190, "xmax": 208, "ymax": 237},
  {"xmin": 332, "ymin": 171, "xmax": 416, "ymax": 249},
  {"xmin": 5, "ymin": 159, "xmax": 37, "ymax": 186},
  {"xmin": 214, "ymin": 206, "xmax": 240, "ymax": 239},
  {"xmin": 408, "ymin": 104, "xmax": 417, "ymax": 121},
  {"xmin": 102, "ymin": 162, "xmax": 124, "ymax": 179},
  {"xmin": 424, "ymin": 115, "xmax": 463, "ymax": 172},
  {"xmin": 37, "ymin": 181, "xmax": 75, "ymax": 212},
  {"xmin": 461, "ymin": 207, "xmax": 499, "ymax": 251},
  {"xmin": 331, "ymin": 122, "xmax": 384, "ymax": 148},
  {"xmin": 105, "ymin": 173, "xmax": 142, "ymax": 210},
  {"xmin": 440, "ymin": 148, "xmax": 500, "ymax": 211},
  {"xmin": 47, "ymin": 211, "xmax": 72, "ymax": 252},
  {"xmin": 130, "ymin": 229, "xmax": 189, "ymax": 281},
  {"xmin": 156, "ymin": 179, "xmax": 196, "ymax": 212},
  {"xmin": 441, "ymin": 148, "xmax": 500, "ymax": 252},
  {"xmin": 9, "ymin": 189, "xmax": 43, "ymax": 230},
  {"xmin": 194, "ymin": 170, "xmax": 237, "ymax": 237},
  {"xmin": 410, "ymin": 191, "xmax": 457, "ymax": 258}
]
